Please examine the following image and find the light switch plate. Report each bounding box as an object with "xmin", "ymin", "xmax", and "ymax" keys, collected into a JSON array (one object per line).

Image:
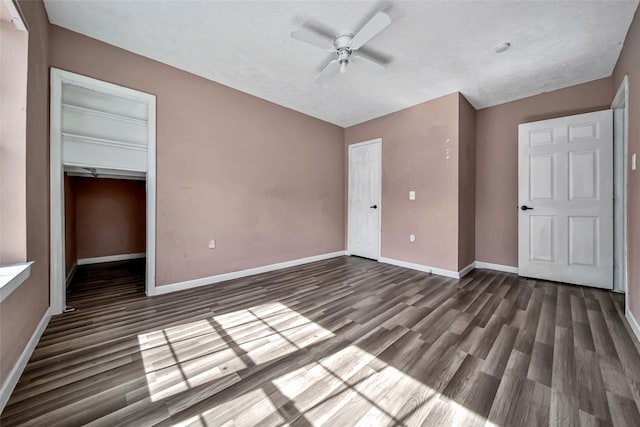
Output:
[
  {"xmin": 409, "ymin": 234, "xmax": 416, "ymax": 242},
  {"xmin": 409, "ymin": 191, "xmax": 416, "ymax": 200},
  {"xmin": 208, "ymin": 240, "xmax": 216, "ymax": 249},
  {"xmin": 632, "ymin": 153, "xmax": 637, "ymax": 171}
]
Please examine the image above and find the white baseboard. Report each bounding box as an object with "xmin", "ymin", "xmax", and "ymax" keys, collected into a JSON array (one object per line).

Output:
[
  {"xmin": 458, "ymin": 262, "xmax": 476, "ymax": 279},
  {"xmin": 378, "ymin": 258, "xmax": 519, "ymax": 279},
  {"xmin": 150, "ymin": 252, "xmax": 519, "ymax": 297},
  {"xmin": 626, "ymin": 307, "xmax": 640, "ymax": 344},
  {"xmin": 378, "ymin": 257, "xmax": 461, "ymax": 279},
  {"xmin": 77, "ymin": 253, "xmax": 146, "ymax": 265},
  {"xmin": 0, "ymin": 307, "xmax": 51, "ymax": 413},
  {"xmin": 150, "ymin": 251, "xmax": 347, "ymax": 296},
  {"xmin": 379, "ymin": 257, "xmax": 435, "ymax": 274},
  {"xmin": 474, "ymin": 261, "xmax": 519, "ymax": 274},
  {"xmin": 65, "ymin": 263, "xmax": 77, "ymax": 288}
]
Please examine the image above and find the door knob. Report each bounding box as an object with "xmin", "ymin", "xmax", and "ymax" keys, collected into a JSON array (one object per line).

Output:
[
  {"xmin": 520, "ymin": 205, "xmax": 533, "ymax": 211},
  {"xmin": 370, "ymin": 204, "xmax": 378, "ymax": 209}
]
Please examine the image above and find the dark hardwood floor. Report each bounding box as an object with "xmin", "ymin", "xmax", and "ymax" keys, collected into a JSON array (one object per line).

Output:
[{"xmin": 2, "ymin": 256, "xmax": 640, "ymax": 426}]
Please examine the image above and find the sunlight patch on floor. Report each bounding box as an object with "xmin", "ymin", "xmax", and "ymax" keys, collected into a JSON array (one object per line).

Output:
[
  {"xmin": 138, "ymin": 302, "xmax": 334, "ymax": 402},
  {"xmin": 176, "ymin": 342, "xmax": 447, "ymax": 425},
  {"xmin": 271, "ymin": 345, "xmax": 439, "ymax": 425},
  {"xmin": 171, "ymin": 389, "xmax": 284, "ymax": 427},
  {"xmin": 212, "ymin": 302, "xmax": 335, "ymax": 365},
  {"xmin": 138, "ymin": 318, "xmax": 247, "ymax": 401},
  {"xmin": 136, "ymin": 302, "xmax": 483, "ymax": 426}
]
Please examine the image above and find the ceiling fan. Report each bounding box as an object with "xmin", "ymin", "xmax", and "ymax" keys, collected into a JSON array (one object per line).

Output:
[{"xmin": 290, "ymin": 11, "xmax": 392, "ymax": 84}]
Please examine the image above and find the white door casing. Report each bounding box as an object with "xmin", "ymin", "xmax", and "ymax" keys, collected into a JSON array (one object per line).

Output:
[
  {"xmin": 612, "ymin": 75, "xmax": 629, "ymax": 295},
  {"xmin": 518, "ymin": 110, "xmax": 613, "ymax": 289},
  {"xmin": 50, "ymin": 68, "xmax": 157, "ymax": 314},
  {"xmin": 348, "ymin": 139, "xmax": 381, "ymax": 260}
]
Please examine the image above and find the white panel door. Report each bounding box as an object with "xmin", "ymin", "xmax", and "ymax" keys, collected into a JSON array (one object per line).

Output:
[
  {"xmin": 518, "ymin": 110, "xmax": 613, "ymax": 289},
  {"xmin": 349, "ymin": 140, "xmax": 381, "ymax": 260}
]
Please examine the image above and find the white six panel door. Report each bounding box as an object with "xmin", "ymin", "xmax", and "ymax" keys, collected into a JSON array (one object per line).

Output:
[
  {"xmin": 518, "ymin": 110, "xmax": 613, "ymax": 289},
  {"xmin": 349, "ymin": 140, "xmax": 381, "ymax": 260}
]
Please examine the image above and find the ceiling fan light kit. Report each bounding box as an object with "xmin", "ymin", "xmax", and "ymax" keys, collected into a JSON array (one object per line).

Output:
[
  {"xmin": 335, "ymin": 37, "xmax": 352, "ymax": 74},
  {"xmin": 290, "ymin": 11, "xmax": 392, "ymax": 83}
]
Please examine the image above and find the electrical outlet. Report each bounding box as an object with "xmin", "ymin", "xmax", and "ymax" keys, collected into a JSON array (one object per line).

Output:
[
  {"xmin": 409, "ymin": 191, "xmax": 416, "ymax": 200},
  {"xmin": 208, "ymin": 240, "xmax": 216, "ymax": 249},
  {"xmin": 409, "ymin": 234, "xmax": 416, "ymax": 242},
  {"xmin": 632, "ymin": 153, "xmax": 637, "ymax": 171}
]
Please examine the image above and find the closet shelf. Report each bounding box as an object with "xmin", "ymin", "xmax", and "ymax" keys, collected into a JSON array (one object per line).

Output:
[
  {"xmin": 62, "ymin": 132, "xmax": 147, "ymax": 151},
  {"xmin": 62, "ymin": 103, "xmax": 148, "ymax": 124}
]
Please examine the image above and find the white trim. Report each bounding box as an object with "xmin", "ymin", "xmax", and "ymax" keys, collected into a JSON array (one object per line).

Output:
[
  {"xmin": 50, "ymin": 68, "xmax": 157, "ymax": 314},
  {"xmin": 2, "ymin": 0, "xmax": 26, "ymax": 31},
  {"xmin": 379, "ymin": 257, "xmax": 432, "ymax": 273},
  {"xmin": 51, "ymin": 69, "xmax": 157, "ymax": 103},
  {"xmin": 348, "ymin": 139, "xmax": 382, "ymax": 149},
  {"xmin": 612, "ymin": 75, "xmax": 629, "ymax": 295},
  {"xmin": 146, "ymin": 97, "xmax": 157, "ymax": 297},
  {"xmin": 347, "ymin": 138, "xmax": 382, "ymax": 261},
  {"xmin": 378, "ymin": 257, "xmax": 461, "ymax": 279},
  {"xmin": 458, "ymin": 262, "xmax": 476, "ymax": 278},
  {"xmin": 474, "ymin": 261, "xmax": 519, "ymax": 274},
  {"xmin": 151, "ymin": 251, "xmax": 346, "ymax": 296},
  {"xmin": 77, "ymin": 253, "xmax": 146, "ymax": 266},
  {"xmin": 0, "ymin": 262, "xmax": 33, "ymax": 303},
  {"xmin": 625, "ymin": 308, "xmax": 640, "ymax": 344},
  {"xmin": 0, "ymin": 307, "xmax": 51, "ymax": 412},
  {"xmin": 65, "ymin": 262, "xmax": 77, "ymax": 288},
  {"xmin": 50, "ymin": 69, "xmax": 65, "ymax": 315},
  {"xmin": 378, "ymin": 258, "xmax": 520, "ymax": 278}
]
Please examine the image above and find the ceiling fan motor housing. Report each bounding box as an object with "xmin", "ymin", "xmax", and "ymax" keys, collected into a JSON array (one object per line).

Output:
[{"xmin": 334, "ymin": 34, "xmax": 353, "ymax": 49}]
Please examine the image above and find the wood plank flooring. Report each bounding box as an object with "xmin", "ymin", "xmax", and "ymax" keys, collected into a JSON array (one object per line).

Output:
[{"xmin": 2, "ymin": 256, "xmax": 640, "ymax": 426}]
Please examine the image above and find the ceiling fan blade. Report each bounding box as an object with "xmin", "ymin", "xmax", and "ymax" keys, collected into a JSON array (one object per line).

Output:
[
  {"xmin": 350, "ymin": 11, "xmax": 391, "ymax": 50},
  {"xmin": 290, "ymin": 30, "xmax": 334, "ymax": 51},
  {"xmin": 316, "ymin": 60, "xmax": 339, "ymax": 84},
  {"xmin": 352, "ymin": 55, "xmax": 386, "ymax": 75}
]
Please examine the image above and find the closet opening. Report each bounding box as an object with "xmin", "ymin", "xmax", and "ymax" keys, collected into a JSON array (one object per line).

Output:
[{"xmin": 64, "ymin": 168, "xmax": 147, "ymax": 307}]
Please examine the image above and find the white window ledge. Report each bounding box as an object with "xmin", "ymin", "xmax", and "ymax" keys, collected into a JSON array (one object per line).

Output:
[{"xmin": 0, "ymin": 262, "xmax": 33, "ymax": 303}]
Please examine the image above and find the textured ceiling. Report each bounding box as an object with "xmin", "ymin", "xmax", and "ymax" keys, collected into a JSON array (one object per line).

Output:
[{"xmin": 43, "ymin": 1, "xmax": 638, "ymax": 127}]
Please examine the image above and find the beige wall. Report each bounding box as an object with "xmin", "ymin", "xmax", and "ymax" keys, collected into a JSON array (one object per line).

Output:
[
  {"xmin": 475, "ymin": 78, "xmax": 613, "ymax": 267},
  {"xmin": 458, "ymin": 94, "xmax": 476, "ymax": 269},
  {"xmin": 613, "ymin": 8, "xmax": 640, "ymax": 319},
  {"xmin": 345, "ymin": 93, "xmax": 465, "ymax": 272},
  {"xmin": 0, "ymin": 0, "xmax": 49, "ymax": 386},
  {"xmin": 0, "ymin": 18, "xmax": 28, "ymax": 264},
  {"xmin": 64, "ymin": 173, "xmax": 76, "ymax": 272},
  {"xmin": 74, "ymin": 178, "xmax": 146, "ymax": 259},
  {"xmin": 2, "ymin": 0, "xmax": 637, "ymax": 392},
  {"xmin": 49, "ymin": 26, "xmax": 345, "ymax": 286}
]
